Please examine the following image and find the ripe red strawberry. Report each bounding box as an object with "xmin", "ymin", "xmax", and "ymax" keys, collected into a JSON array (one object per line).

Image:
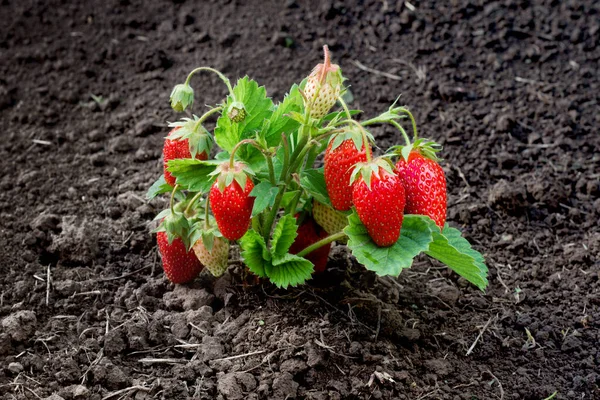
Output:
[
  {"xmin": 209, "ymin": 169, "xmax": 255, "ymax": 241},
  {"xmin": 324, "ymin": 138, "xmax": 368, "ymax": 211},
  {"xmin": 289, "ymin": 215, "xmax": 331, "ymax": 273},
  {"xmin": 163, "ymin": 128, "xmax": 208, "ymax": 186},
  {"xmin": 303, "ymin": 45, "xmax": 343, "ymax": 119},
  {"xmin": 193, "ymin": 236, "xmax": 229, "ymax": 277},
  {"xmin": 395, "ymin": 151, "xmax": 447, "ymax": 229},
  {"xmin": 157, "ymin": 231, "xmax": 203, "ymax": 284},
  {"xmin": 352, "ymin": 163, "xmax": 406, "ymax": 247}
]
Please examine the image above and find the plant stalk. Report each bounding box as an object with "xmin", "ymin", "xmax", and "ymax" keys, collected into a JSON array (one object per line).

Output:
[{"xmin": 297, "ymin": 232, "xmax": 347, "ymax": 257}]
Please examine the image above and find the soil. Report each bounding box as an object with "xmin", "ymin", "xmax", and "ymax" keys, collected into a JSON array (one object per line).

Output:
[{"xmin": 1, "ymin": 0, "xmax": 599, "ymax": 399}]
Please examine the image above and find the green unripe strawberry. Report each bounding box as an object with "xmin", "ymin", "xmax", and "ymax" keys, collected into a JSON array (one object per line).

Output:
[{"xmin": 227, "ymin": 101, "xmax": 247, "ymax": 123}]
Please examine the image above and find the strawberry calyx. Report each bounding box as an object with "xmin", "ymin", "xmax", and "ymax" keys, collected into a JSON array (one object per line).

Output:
[
  {"xmin": 167, "ymin": 116, "xmax": 214, "ymax": 159},
  {"xmin": 210, "ymin": 161, "xmax": 254, "ymax": 193},
  {"xmin": 389, "ymin": 138, "xmax": 442, "ymax": 163},
  {"xmin": 153, "ymin": 205, "xmax": 192, "ymax": 249},
  {"xmin": 189, "ymin": 218, "xmax": 224, "ymax": 254},
  {"xmin": 350, "ymin": 157, "xmax": 395, "ymax": 190},
  {"xmin": 328, "ymin": 124, "xmax": 374, "ymax": 154},
  {"xmin": 314, "ymin": 45, "xmax": 343, "ymax": 88}
]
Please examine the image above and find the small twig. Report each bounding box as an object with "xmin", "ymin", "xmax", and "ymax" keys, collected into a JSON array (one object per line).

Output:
[
  {"xmin": 99, "ymin": 265, "xmax": 151, "ymax": 282},
  {"xmin": 73, "ymin": 290, "xmax": 102, "ymax": 297},
  {"xmin": 32, "ymin": 139, "xmax": 52, "ymax": 146},
  {"xmin": 46, "ymin": 264, "xmax": 51, "ymax": 306},
  {"xmin": 102, "ymin": 385, "xmax": 151, "ymax": 400},
  {"xmin": 374, "ymin": 304, "xmax": 382, "ymax": 342},
  {"xmin": 416, "ymin": 389, "xmax": 440, "ymax": 400},
  {"xmin": 466, "ymin": 315, "xmax": 496, "ymax": 356},
  {"xmin": 210, "ymin": 350, "xmax": 267, "ymax": 362},
  {"xmin": 138, "ymin": 358, "xmax": 187, "ymax": 365},
  {"xmin": 494, "ymin": 265, "xmax": 510, "ymax": 294},
  {"xmin": 352, "ymin": 60, "xmax": 403, "ymax": 81},
  {"xmin": 487, "ymin": 370, "xmax": 505, "ymax": 400},
  {"xmin": 81, "ymin": 349, "xmax": 103, "ymax": 384}
]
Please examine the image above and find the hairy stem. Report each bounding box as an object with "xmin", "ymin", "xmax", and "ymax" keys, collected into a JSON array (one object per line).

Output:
[
  {"xmin": 184, "ymin": 191, "xmax": 204, "ymax": 216},
  {"xmin": 337, "ymin": 95, "xmax": 352, "ymax": 120},
  {"xmin": 204, "ymin": 196, "xmax": 210, "ymax": 230},
  {"xmin": 297, "ymin": 231, "xmax": 347, "ymax": 257},
  {"xmin": 185, "ymin": 67, "xmax": 234, "ymax": 97},
  {"xmin": 193, "ymin": 106, "xmax": 224, "ymax": 132},
  {"xmin": 390, "ymin": 120, "xmax": 412, "ymax": 147},
  {"xmin": 169, "ymin": 184, "xmax": 180, "ymax": 214},
  {"xmin": 399, "ymin": 107, "xmax": 418, "ymax": 140},
  {"xmin": 346, "ymin": 119, "xmax": 372, "ymax": 162}
]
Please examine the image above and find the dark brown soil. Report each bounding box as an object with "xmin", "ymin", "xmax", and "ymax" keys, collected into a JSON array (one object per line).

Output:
[{"xmin": 1, "ymin": 0, "xmax": 599, "ymax": 399}]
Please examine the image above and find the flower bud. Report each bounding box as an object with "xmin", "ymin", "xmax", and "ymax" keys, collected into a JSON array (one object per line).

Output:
[{"xmin": 170, "ymin": 83, "xmax": 194, "ymax": 112}]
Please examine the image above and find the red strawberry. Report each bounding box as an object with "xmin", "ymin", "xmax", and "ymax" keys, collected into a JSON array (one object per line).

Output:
[
  {"xmin": 163, "ymin": 127, "xmax": 211, "ymax": 186},
  {"xmin": 303, "ymin": 45, "xmax": 343, "ymax": 119},
  {"xmin": 209, "ymin": 165, "xmax": 255, "ymax": 241},
  {"xmin": 352, "ymin": 162, "xmax": 406, "ymax": 247},
  {"xmin": 395, "ymin": 151, "xmax": 447, "ymax": 229},
  {"xmin": 157, "ymin": 231, "xmax": 203, "ymax": 284},
  {"xmin": 289, "ymin": 215, "xmax": 331, "ymax": 274},
  {"xmin": 324, "ymin": 138, "xmax": 368, "ymax": 211}
]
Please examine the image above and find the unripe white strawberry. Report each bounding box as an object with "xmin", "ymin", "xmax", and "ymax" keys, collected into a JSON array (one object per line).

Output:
[
  {"xmin": 193, "ymin": 236, "xmax": 229, "ymax": 277},
  {"xmin": 303, "ymin": 45, "xmax": 343, "ymax": 119},
  {"xmin": 312, "ymin": 200, "xmax": 348, "ymax": 244}
]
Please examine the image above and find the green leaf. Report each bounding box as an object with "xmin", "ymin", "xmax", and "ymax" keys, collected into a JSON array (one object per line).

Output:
[
  {"xmin": 281, "ymin": 190, "xmax": 301, "ymax": 213},
  {"xmin": 263, "ymin": 85, "xmax": 303, "ymax": 147},
  {"xmin": 344, "ymin": 212, "xmax": 433, "ymax": 276},
  {"xmin": 270, "ymin": 215, "xmax": 298, "ymax": 259},
  {"xmin": 425, "ymin": 226, "xmax": 489, "ymax": 291},
  {"xmin": 300, "ymin": 168, "xmax": 331, "ymax": 207},
  {"xmin": 167, "ymin": 159, "xmax": 219, "ymax": 193},
  {"xmin": 146, "ymin": 175, "xmax": 172, "ymax": 200},
  {"xmin": 265, "ymin": 253, "xmax": 314, "ymax": 288},
  {"xmin": 240, "ymin": 230, "xmax": 269, "ymax": 278},
  {"xmin": 250, "ymin": 181, "xmax": 279, "ymax": 217},
  {"xmin": 214, "ymin": 77, "xmax": 274, "ymax": 157}
]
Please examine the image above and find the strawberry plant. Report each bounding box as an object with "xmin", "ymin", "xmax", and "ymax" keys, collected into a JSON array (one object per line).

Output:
[{"xmin": 147, "ymin": 46, "xmax": 488, "ymax": 291}]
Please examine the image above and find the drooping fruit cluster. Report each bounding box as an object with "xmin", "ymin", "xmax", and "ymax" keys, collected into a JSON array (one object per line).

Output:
[{"xmin": 147, "ymin": 45, "xmax": 486, "ymax": 293}]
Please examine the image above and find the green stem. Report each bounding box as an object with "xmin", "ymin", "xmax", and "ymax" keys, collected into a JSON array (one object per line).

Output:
[
  {"xmin": 266, "ymin": 155, "xmax": 276, "ymax": 185},
  {"xmin": 280, "ymin": 134, "xmax": 291, "ymax": 181},
  {"xmin": 390, "ymin": 120, "xmax": 412, "ymax": 147},
  {"xmin": 337, "ymin": 95, "xmax": 352, "ymax": 120},
  {"xmin": 262, "ymin": 186, "xmax": 285, "ymax": 241},
  {"xmin": 228, "ymin": 139, "xmax": 260, "ymax": 169},
  {"xmin": 346, "ymin": 119, "xmax": 372, "ymax": 162},
  {"xmin": 204, "ymin": 195, "xmax": 210, "ymax": 230},
  {"xmin": 169, "ymin": 184, "xmax": 180, "ymax": 214},
  {"xmin": 297, "ymin": 232, "xmax": 347, "ymax": 257},
  {"xmin": 193, "ymin": 106, "xmax": 224, "ymax": 132},
  {"xmin": 399, "ymin": 107, "xmax": 418, "ymax": 140},
  {"xmin": 184, "ymin": 191, "xmax": 204, "ymax": 216},
  {"xmin": 287, "ymin": 189, "xmax": 302, "ymax": 215},
  {"xmin": 185, "ymin": 67, "xmax": 234, "ymax": 97}
]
